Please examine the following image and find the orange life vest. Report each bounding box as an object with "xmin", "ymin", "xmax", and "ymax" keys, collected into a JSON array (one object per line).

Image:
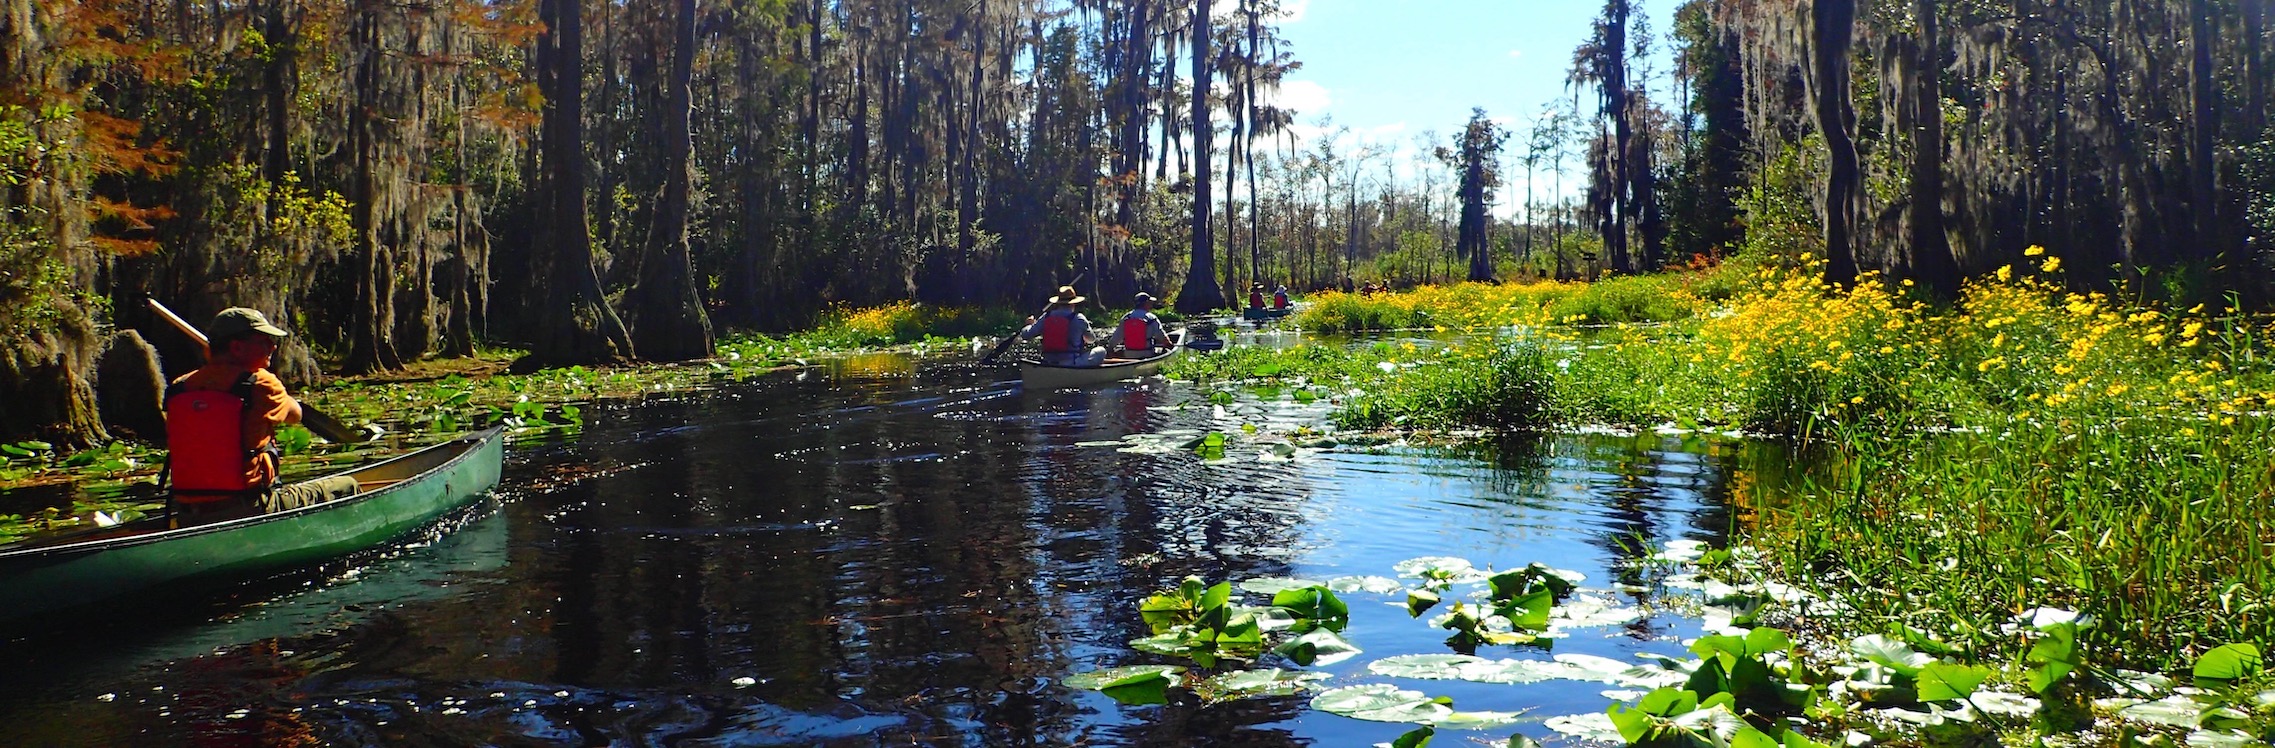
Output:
[
  {"xmin": 1121, "ymin": 318, "xmax": 1153, "ymax": 350},
  {"xmin": 1039, "ymin": 314, "xmax": 1077, "ymax": 353},
  {"xmin": 164, "ymin": 373, "xmax": 260, "ymax": 501}
]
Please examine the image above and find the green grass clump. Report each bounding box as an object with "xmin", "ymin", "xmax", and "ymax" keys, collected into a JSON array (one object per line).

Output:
[{"xmin": 1335, "ymin": 343, "xmax": 1557, "ymax": 432}]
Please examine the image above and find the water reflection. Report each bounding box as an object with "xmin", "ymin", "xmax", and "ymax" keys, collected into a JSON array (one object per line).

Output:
[{"xmin": 0, "ymin": 353, "xmax": 1753, "ymax": 746}]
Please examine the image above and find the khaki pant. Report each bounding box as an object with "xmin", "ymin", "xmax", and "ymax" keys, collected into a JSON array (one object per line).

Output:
[
  {"xmin": 177, "ymin": 475, "xmax": 361, "ymax": 525},
  {"xmin": 263, "ymin": 475, "xmax": 361, "ymax": 512}
]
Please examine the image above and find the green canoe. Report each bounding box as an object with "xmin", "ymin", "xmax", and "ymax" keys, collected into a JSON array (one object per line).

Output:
[{"xmin": 0, "ymin": 426, "xmax": 505, "ymax": 622}]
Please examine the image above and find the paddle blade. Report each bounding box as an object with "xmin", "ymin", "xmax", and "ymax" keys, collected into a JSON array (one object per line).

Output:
[{"xmin": 300, "ymin": 405, "xmax": 367, "ymax": 443}]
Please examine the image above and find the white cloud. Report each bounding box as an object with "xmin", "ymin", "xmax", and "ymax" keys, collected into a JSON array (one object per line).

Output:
[
  {"xmin": 1278, "ymin": 0, "xmax": 1310, "ymax": 23},
  {"xmin": 1265, "ymin": 79, "xmax": 1332, "ymax": 117},
  {"xmin": 1507, "ymin": 49, "xmax": 1524, "ymax": 59}
]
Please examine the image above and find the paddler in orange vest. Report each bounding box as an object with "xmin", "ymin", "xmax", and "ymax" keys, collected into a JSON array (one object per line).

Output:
[
  {"xmin": 1020, "ymin": 286, "xmax": 1106, "ymax": 367},
  {"xmin": 1116, "ymin": 292, "xmax": 1174, "ymax": 356},
  {"xmin": 164, "ymin": 307, "xmax": 357, "ymax": 522}
]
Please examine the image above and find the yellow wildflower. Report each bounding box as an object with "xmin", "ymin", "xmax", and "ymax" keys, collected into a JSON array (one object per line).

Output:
[
  {"xmin": 1996, "ymin": 265, "xmax": 2013, "ymax": 282},
  {"xmin": 2107, "ymin": 383, "xmax": 2129, "ymax": 397},
  {"xmin": 2041, "ymin": 257, "xmax": 2061, "ymax": 272},
  {"xmin": 2024, "ymin": 245, "xmax": 2046, "ymax": 256},
  {"xmin": 1978, "ymin": 357, "xmax": 2005, "ymax": 372}
]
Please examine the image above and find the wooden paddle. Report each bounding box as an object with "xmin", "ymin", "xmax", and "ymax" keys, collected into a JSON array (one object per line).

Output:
[
  {"xmin": 978, "ymin": 273, "xmax": 1085, "ymax": 365},
  {"xmin": 146, "ymin": 298, "xmax": 368, "ymax": 443}
]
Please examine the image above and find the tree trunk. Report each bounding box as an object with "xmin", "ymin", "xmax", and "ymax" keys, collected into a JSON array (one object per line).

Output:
[
  {"xmin": 2189, "ymin": 0, "xmax": 2220, "ymax": 260},
  {"xmin": 344, "ymin": 6, "xmax": 402, "ymax": 375},
  {"xmin": 522, "ymin": 0, "xmax": 634, "ymax": 370},
  {"xmin": 1811, "ymin": 0, "xmax": 1861, "ymax": 289},
  {"xmin": 624, "ymin": 0, "xmax": 714, "ymax": 363},
  {"xmin": 1175, "ymin": 0, "xmax": 1224, "ymax": 313},
  {"xmin": 1905, "ymin": 0, "xmax": 1959, "ymax": 295}
]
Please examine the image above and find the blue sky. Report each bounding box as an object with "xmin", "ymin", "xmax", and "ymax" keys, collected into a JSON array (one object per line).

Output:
[{"xmin": 1255, "ymin": 0, "xmax": 1684, "ymax": 207}]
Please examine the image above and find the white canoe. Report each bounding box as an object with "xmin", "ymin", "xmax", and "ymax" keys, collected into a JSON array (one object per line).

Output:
[{"xmin": 1020, "ymin": 332, "xmax": 1184, "ymax": 389}]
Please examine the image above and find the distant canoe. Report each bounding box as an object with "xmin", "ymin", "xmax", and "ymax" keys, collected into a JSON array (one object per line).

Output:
[
  {"xmin": 1242, "ymin": 306, "xmax": 1291, "ymax": 321},
  {"xmin": 1020, "ymin": 332, "xmax": 1184, "ymax": 389},
  {"xmin": 0, "ymin": 427, "xmax": 505, "ymax": 622}
]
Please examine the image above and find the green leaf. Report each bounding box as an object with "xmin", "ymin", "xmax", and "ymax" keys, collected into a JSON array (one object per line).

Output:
[
  {"xmin": 1744, "ymin": 627, "xmax": 1793, "ymax": 657},
  {"xmin": 1391, "ymin": 725, "xmax": 1434, "ymax": 748},
  {"xmin": 1606, "ymin": 702, "xmax": 1660, "ymax": 743},
  {"xmin": 1198, "ymin": 668, "xmax": 1328, "ymax": 702},
  {"xmin": 1496, "ymin": 586, "xmax": 1554, "ymax": 632},
  {"xmin": 1851, "ymin": 634, "xmax": 1933, "ymax": 678},
  {"xmin": 0, "ymin": 444, "xmax": 31, "ymax": 457},
  {"xmin": 1066, "ymin": 665, "xmax": 1183, "ymax": 705},
  {"xmin": 1407, "ymin": 589, "xmax": 1440, "ymax": 618},
  {"xmin": 2195, "ymin": 644, "xmax": 2263, "ymax": 691},
  {"xmin": 1917, "ymin": 662, "xmax": 1992, "ymax": 702},
  {"xmin": 1732, "ymin": 727, "xmax": 1782, "ymax": 748},
  {"xmin": 2025, "ymin": 624, "xmax": 2081, "ymax": 694},
  {"xmin": 1271, "ymin": 585, "xmax": 1350, "ymax": 623},
  {"xmin": 1311, "ymin": 685, "xmax": 1454, "ymax": 724}
]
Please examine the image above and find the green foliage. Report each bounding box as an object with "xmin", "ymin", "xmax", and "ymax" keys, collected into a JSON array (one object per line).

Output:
[{"xmin": 1337, "ymin": 343, "xmax": 1556, "ymax": 432}]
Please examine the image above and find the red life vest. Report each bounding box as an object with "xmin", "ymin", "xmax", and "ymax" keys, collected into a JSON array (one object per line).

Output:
[
  {"xmin": 1039, "ymin": 314, "xmax": 1077, "ymax": 353},
  {"xmin": 1249, "ymin": 291, "xmax": 1264, "ymax": 309},
  {"xmin": 164, "ymin": 373, "xmax": 259, "ymax": 501},
  {"xmin": 1121, "ymin": 318, "xmax": 1153, "ymax": 350},
  {"xmin": 1274, "ymin": 291, "xmax": 1289, "ymax": 309}
]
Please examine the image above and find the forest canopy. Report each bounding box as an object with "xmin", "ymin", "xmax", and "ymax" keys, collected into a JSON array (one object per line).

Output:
[{"xmin": 0, "ymin": 0, "xmax": 2269, "ymax": 446}]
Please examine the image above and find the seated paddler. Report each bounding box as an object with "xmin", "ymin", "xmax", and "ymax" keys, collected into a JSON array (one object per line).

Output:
[
  {"xmin": 1021, "ymin": 286, "xmax": 1106, "ymax": 367},
  {"xmin": 1117, "ymin": 293, "xmax": 1174, "ymax": 356},
  {"xmin": 164, "ymin": 307, "xmax": 358, "ymax": 521}
]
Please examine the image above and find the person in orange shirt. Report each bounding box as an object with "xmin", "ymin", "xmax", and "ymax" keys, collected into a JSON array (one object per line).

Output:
[{"xmin": 164, "ymin": 307, "xmax": 357, "ymax": 521}]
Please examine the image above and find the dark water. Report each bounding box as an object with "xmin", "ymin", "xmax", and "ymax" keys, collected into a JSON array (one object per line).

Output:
[{"xmin": 0, "ymin": 352, "xmax": 1762, "ymax": 747}]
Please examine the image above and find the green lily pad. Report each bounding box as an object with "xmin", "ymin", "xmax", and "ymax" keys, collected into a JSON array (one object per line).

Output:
[
  {"xmin": 1274, "ymin": 628, "xmax": 1362, "ymax": 666},
  {"xmin": 2193, "ymin": 643, "xmax": 2262, "ymax": 691},
  {"xmin": 1239, "ymin": 576, "xmax": 1327, "ymax": 595},
  {"xmin": 1327, "ymin": 576, "xmax": 1404, "ymax": 595},
  {"xmin": 2118, "ymin": 696, "xmax": 2207, "ymax": 728},
  {"xmin": 1197, "ymin": 668, "xmax": 1330, "ymax": 702},
  {"xmin": 1850, "ymin": 634, "xmax": 1933, "ymax": 677},
  {"xmin": 1310, "ymin": 685, "xmax": 1453, "ymax": 724},
  {"xmin": 1065, "ymin": 665, "xmax": 1184, "ymax": 706}
]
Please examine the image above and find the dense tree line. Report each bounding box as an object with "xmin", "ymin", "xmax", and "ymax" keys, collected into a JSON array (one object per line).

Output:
[
  {"xmin": 5, "ymin": 0, "xmax": 2271, "ymax": 447},
  {"xmin": 1643, "ymin": 0, "xmax": 2275, "ymax": 299}
]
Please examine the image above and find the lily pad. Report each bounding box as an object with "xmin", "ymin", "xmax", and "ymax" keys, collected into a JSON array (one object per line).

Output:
[
  {"xmin": 1544, "ymin": 712, "xmax": 1624, "ymax": 743},
  {"xmin": 1065, "ymin": 665, "xmax": 1184, "ymax": 706},
  {"xmin": 1239, "ymin": 577, "xmax": 1327, "ymax": 595},
  {"xmin": 1275, "ymin": 628, "xmax": 1362, "ymax": 666},
  {"xmin": 1967, "ymin": 690, "xmax": 2040, "ymax": 717},
  {"xmin": 1197, "ymin": 668, "xmax": 1330, "ymax": 702},
  {"xmin": 1311, "ymin": 685, "xmax": 1453, "ymax": 724},
  {"xmin": 2117, "ymin": 696, "xmax": 2206, "ymax": 728},
  {"xmin": 1328, "ymin": 576, "xmax": 1405, "ymax": 595},
  {"xmin": 1394, "ymin": 556, "xmax": 1483, "ymax": 583}
]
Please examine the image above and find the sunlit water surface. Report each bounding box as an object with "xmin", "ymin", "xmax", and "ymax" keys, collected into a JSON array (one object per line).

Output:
[{"xmin": 0, "ymin": 352, "xmax": 1763, "ymax": 746}]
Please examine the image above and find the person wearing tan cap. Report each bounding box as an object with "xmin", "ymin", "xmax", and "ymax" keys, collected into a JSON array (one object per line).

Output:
[
  {"xmin": 163, "ymin": 307, "xmax": 357, "ymax": 522},
  {"xmin": 1019, "ymin": 286, "xmax": 1106, "ymax": 367}
]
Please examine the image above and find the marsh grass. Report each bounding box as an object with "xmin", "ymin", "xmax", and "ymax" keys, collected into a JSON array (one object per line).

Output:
[{"xmin": 1199, "ymin": 255, "xmax": 2275, "ymax": 669}]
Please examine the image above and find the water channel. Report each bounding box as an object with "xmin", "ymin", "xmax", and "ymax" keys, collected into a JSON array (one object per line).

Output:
[{"xmin": 0, "ymin": 348, "xmax": 1770, "ymax": 746}]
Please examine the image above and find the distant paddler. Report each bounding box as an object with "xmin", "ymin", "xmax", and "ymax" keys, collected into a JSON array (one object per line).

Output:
[
  {"xmin": 1116, "ymin": 293, "xmax": 1174, "ymax": 357},
  {"xmin": 1020, "ymin": 286, "xmax": 1106, "ymax": 367}
]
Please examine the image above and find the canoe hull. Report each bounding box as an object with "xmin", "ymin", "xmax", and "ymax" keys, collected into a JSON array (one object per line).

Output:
[
  {"xmin": 1242, "ymin": 307, "xmax": 1290, "ymax": 321},
  {"xmin": 0, "ymin": 427, "xmax": 505, "ymax": 622},
  {"xmin": 1020, "ymin": 338, "xmax": 1182, "ymax": 389}
]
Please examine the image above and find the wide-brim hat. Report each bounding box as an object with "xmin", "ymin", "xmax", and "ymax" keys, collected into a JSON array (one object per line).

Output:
[
  {"xmin": 207, "ymin": 307, "xmax": 290, "ymax": 340},
  {"xmin": 1051, "ymin": 286, "xmax": 1086, "ymax": 306},
  {"xmin": 1133, "ymin": 292, "xmax": 1155, "ymax": 305}
]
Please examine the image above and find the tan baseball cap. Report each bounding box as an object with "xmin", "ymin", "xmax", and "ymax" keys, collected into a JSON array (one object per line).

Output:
[{"xmin": 206, "ymin": 307, "xmax": 290, "ymax": 340}]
